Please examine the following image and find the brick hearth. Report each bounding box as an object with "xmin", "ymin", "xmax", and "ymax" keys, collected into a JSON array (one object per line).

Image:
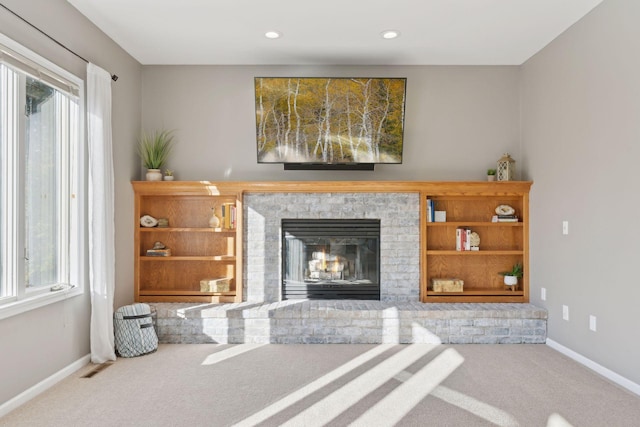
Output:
[{"xmin": 151, "ymin": 301, "xmax": 547, "ymax": 344}]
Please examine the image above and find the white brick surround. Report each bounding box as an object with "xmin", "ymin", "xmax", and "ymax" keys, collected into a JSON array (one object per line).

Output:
[
  {"xmin": 151, "ymin": 301, "xmax": 548, "ymax": 344},
  {"xmin": 243, "ymin": 192, "xmax": 420, "ymax": 303}
]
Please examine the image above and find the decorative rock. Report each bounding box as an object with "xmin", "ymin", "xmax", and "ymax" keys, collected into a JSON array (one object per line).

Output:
[{"xmin": 140, "ymin": 215, "xmax": 158, "ymax": 227}]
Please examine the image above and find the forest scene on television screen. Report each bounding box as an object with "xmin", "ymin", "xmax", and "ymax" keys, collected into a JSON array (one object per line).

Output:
[{"xmin": 255, "ymin": 78, "xmax": 405, "ymax": 164}]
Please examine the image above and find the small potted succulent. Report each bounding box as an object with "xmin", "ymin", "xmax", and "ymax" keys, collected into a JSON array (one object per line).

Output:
[
  {"xmin": 163, "ymin": 169, "xmax": 174, "ymax": 181},
  {"xmin": 487, "ymin": 168, "xmax": 497, "ymax": 181},
  {"xmin": 499, "ymin": 263, "xmax": 523, "ymax": 289}
]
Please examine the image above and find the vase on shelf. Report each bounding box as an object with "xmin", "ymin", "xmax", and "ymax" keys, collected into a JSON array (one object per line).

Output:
[
  {"xmin": 145, "ymin": 169, "xmax": 162, "ymax": 181},
  {"xmin": 209, "ymin": 210, "xmax": 220, "ymax": 228}
]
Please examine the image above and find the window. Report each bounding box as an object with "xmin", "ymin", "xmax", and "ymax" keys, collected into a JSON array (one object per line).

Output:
[{"xmin": 0, "ymin": 34, "xmax": 84, "ymax": 319}]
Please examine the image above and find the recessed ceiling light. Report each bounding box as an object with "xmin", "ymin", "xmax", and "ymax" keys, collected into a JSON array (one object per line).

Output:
[
  {"xmin": 381, "ymin": 30, "xmax": 400, "ymax": 40},
  {"xmin": 265, "ymin": 31, "xmax": 282, "ymax": 39}
]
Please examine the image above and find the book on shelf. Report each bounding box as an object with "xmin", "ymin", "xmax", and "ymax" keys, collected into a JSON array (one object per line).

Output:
[
  {"xmin": 426, "ymin": 198, "xmax": 434, "ymax": 222},
  {"xmin": 492, "ymin": 215, "xmax": 519, "ymax": 223},
  {"xmin": 146, "ymin": 248, "xmax": 171, "ymax": 256},
  {"xmin": 220, "ymin": 203, "xmax": 237, "ymax": 229},
  {"xmin": 455, "ymin": 227, "xmax": 472, "ymax": 251}
]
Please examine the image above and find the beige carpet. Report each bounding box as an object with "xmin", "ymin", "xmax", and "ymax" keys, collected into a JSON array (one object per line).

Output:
[{"xmin": 1, "ymin": 344, "xmax": 638, "ymax": 427}]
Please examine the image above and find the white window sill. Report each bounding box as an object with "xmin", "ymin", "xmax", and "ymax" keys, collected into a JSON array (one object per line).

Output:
[{"xmin": 0, "ymin": 285, "xmax": 84, "ymax": 321}]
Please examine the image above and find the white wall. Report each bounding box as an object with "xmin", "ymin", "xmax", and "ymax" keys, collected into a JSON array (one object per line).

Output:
[
  {"xmin": 0, "ymin": 0, "xmax": 141, "ymax": 406},
  {"xmin": 521, "ymin": 0, "xmax": 640, "ymax": 385},
  {"xmin": 141, "ymin": 65, "xmax": 521, "ymax": 181}
]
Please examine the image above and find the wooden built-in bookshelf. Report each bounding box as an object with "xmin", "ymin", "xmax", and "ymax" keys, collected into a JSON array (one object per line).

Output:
[
  {"xmin": 132, "ymin": 180, "xmax": 531, "ymax": 304},
  {"xmin": 421, "ymin": 181, "xmax": 531, "ymax": 302},
  {"xmin": 132, "ymin": 181, "xmax": 242, "ymax": 303}
]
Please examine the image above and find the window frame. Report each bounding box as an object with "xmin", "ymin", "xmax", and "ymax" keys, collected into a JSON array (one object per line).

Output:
[{"xmin": 0, "ymin": 33, "xmax": 86, "ymax": 320}]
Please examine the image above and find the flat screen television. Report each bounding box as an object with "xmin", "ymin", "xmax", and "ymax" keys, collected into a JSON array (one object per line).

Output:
[{"xmin": 255, "ymin": 77, "xmax": 406, "ymax": 170}]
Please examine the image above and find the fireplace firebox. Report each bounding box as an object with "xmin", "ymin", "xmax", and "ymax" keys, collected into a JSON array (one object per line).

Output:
[{"xmin": 282, "ymin": 219, "xmax": 380, "ymax": 300}]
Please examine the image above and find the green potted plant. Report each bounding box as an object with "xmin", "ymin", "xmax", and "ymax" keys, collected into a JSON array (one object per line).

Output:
[
  {"xmin": 487, "ymin": 168, "xmax": 497, "ymax": 181},
  {"xmin": 163, "ymin": 169, "xmax": 174, "ymax": 181},
  {"xmin": 137, "ymin": 129, "xmax": 175, "ymax": 181},
  {"xmin": 499, "ymin": 263, "xmax": 523, "ymax": 289}
]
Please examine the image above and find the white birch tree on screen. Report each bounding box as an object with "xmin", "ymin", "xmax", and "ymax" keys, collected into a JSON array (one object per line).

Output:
[{"xmin": 255, "ymin": 77, "xmax": 404, "ymax": 163}]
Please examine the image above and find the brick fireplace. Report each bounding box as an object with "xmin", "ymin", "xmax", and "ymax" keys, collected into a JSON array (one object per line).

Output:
[
  {"xmin": 150, "ymin": 184, "xmax": 547, "ymax": 345},
  {"xmin": 243, "ymin": 192, "xmax": 420, "ymax": 303}
]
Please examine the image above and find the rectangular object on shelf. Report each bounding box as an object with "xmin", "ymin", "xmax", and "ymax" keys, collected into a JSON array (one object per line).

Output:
[
  {"xmin": 221, "ymin": 203, "xmax": 237, "ymax": 229},
  {"xmin": 434, "ymin": 211, "xmax": 446, "ymax": 222},
  {"xmin": 146, "ymin": 248, "xmax": 171, "ymax": 256},
  {"xmin": 455, "ymin": 227, "xmax": 472, "ymax": 251},
  {"xmin": 200, "ymin": 277, "xmax": 231, "ymax": 293},
  {"xmin": 431, "ymin": 278, "xmax": 464, "ymax": 292}
]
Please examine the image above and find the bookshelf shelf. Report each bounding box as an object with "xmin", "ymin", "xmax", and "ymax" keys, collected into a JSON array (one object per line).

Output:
[
  {"xmin": 140, "ymin": 290, "xmax": 236, "ymax": 296},
  {"xmin": 421, "ymin": 181, "xmax": 532, "ymax": 303},
  {"xmin": 426, "ymin": 290, "xmax": 525, "ymax": 296},
  {"xmin": 133, "ymin": 181, "xmax": 243, "ymax": 303},
  {"xmin": 140, "ymin": 227, "xmax": 236, "ymax": 233},
  {"xmin": 426, "ymin": 250, "xmax": 524, "ymax": 256},
  {"xmin": 141, "ymin": 256, "xmax": 237, "ymax": 261},
  {"xmin": 426, "ymin": 222, "xmax": 523, "ymax": 227}
]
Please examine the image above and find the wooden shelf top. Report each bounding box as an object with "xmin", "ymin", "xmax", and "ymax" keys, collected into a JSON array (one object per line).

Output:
[
  {"xmin": 140, "ymin": 290, "xmax": 236, "ymax": 296},
  {"xmin": 141, "ymin": 255, "xmax": 236, "ymax": 261},
  {"xmin": 139, "ymin": 227, "xmax": 236, "ymax": 233},
  {"xmin": 132, "ymin": 180, "xmax": 533, "ymax": 195},
  {"xmin": 426, "ymin": 221, "xmax": 522, "ymax": 227},
  {"xmin": 426, "ymin": 250, "xmax": 524, "ymax": 256},
  {"xmin": 427, "ymin": 290, "xmax": 524, "ymax": 296}
]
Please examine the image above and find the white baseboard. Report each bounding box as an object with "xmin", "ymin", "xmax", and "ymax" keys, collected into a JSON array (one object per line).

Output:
[
  {"xmin": 547, "ymin": 339, "xmax": 640, "ymax": 396},
  {"xmin": 0, "ymin": 354, "xmax": 91, "ymax": 418}
]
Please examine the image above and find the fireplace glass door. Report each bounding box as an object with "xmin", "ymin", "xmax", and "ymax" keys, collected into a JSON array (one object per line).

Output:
[{"xmin": 282, "ymin": 219, "xmax": 380, "ymax": 300}]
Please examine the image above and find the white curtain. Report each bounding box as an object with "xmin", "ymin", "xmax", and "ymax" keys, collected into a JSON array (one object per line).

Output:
[{"xmin": 87, "ymin": 63, "xmax": 116, "ymax": 363}]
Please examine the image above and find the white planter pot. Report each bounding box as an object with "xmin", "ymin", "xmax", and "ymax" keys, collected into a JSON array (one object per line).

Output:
[
  {"xmin": 163, "ymin": 175, "xmax": 174, "ymax": 181},
  {"xmin": 145, "ymin": 169, "xmax": 162, "ymax": 181},
  {"xmin": 504, "ymin": 275, "xmax": 518, "ymax": 287}
]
